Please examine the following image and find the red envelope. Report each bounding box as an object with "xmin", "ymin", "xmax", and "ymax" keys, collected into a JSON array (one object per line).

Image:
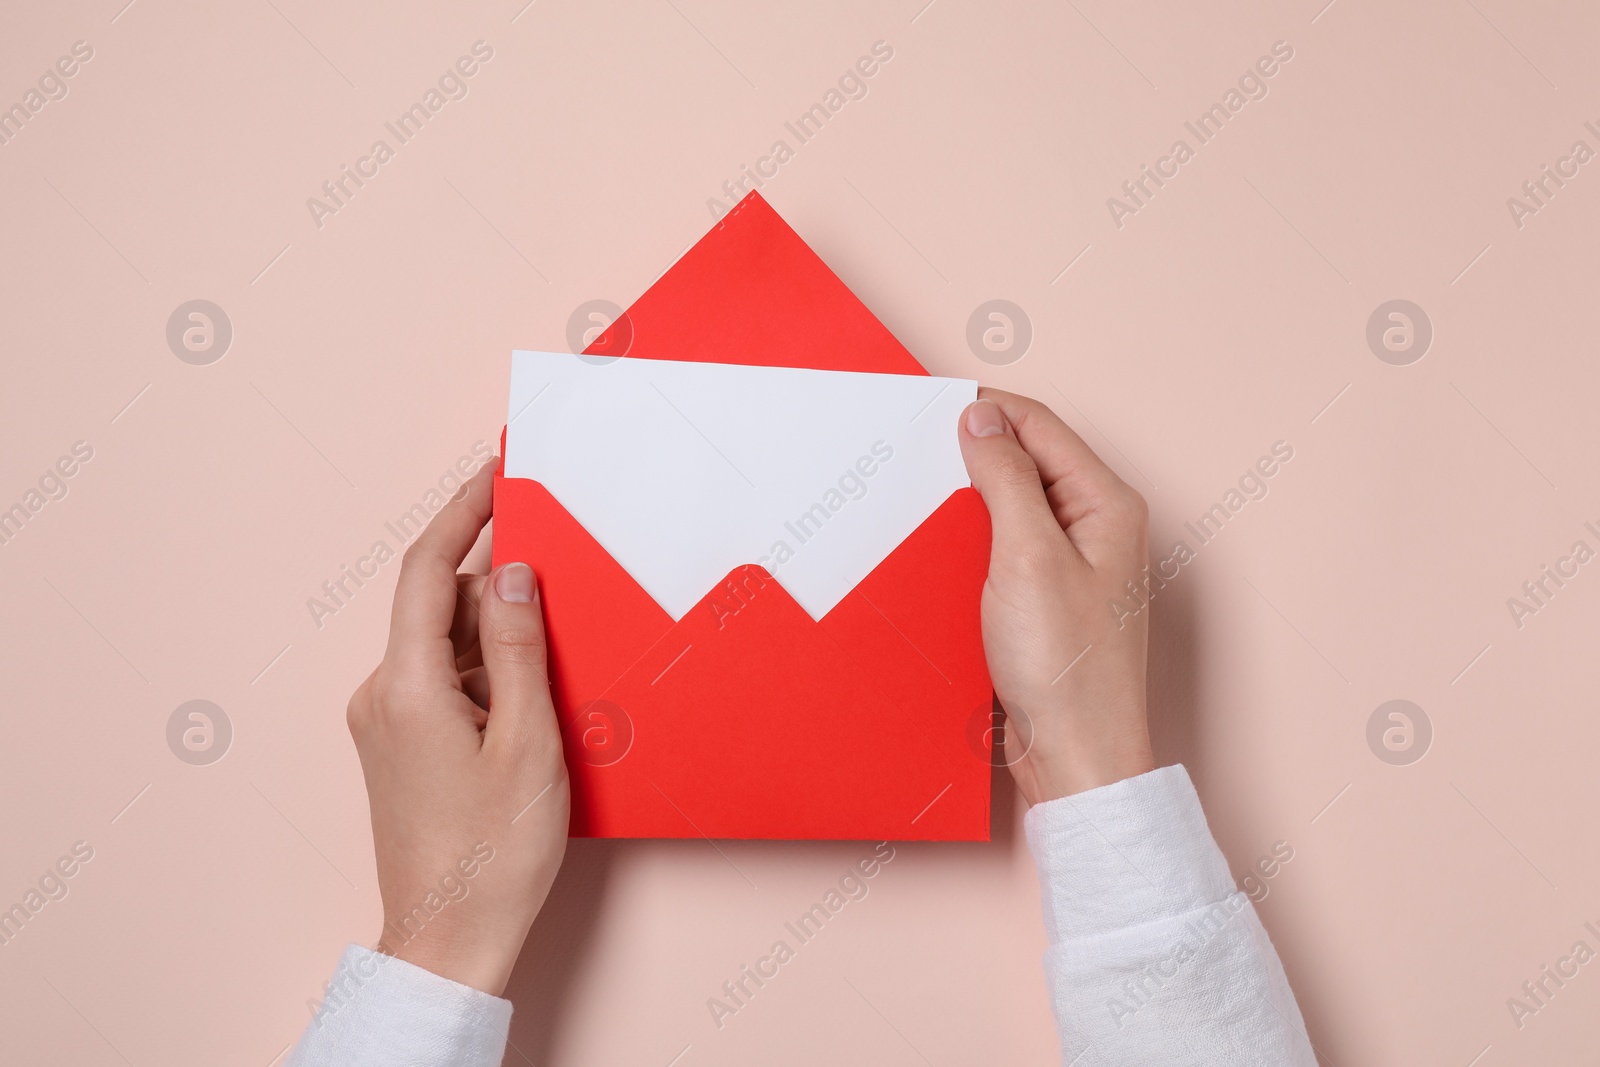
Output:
[{"xmin": 492, "ymin": 192, "xmax": 993, "ymax": 840}]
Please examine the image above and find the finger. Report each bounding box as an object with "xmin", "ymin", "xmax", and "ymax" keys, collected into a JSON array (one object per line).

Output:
[
  {"xmin": 978, "ymin": 388, "xmax": 1132, "ymax": 528},
  {"xmin": 477, "ymin": 561, "xmax": 558, "ymax": 756},
  {"xmin": 386, "ymin": 461, "xmax": 498, "ymax": 664},
  {"xmin": 977, "ymin": 389, "xmax": 1145, "ymax": 567},
  {"xmin": 958, "ymin": 398, "xmax": 1079, "ymax": 567}
]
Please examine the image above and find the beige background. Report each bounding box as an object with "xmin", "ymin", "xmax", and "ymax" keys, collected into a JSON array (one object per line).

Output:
[{"xmin": 2, "ymin": 0, "xmax": 1597, "ymax": 1063}]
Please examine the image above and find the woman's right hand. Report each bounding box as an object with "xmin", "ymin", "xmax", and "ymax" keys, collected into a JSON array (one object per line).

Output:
[{"xmin": 956, "ymin": 388, "xmax": 1156, "ymax": 803}]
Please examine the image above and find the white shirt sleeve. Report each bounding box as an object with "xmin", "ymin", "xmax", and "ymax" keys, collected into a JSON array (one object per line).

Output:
[
  {"xmin": 287, "ymin": 944, "xmax": 512, "ymax": 1067},
  {"xmin": 1025, "ymin": 764, "xmax": 1317, "ymax": 1066}
]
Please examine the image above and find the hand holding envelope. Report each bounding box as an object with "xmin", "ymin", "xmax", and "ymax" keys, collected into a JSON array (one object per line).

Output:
[{"xmin": 954, "ymin": 393, "xmax": 1157, "ymax": 804}]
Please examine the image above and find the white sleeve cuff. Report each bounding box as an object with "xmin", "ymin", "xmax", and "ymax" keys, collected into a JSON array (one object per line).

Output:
[
  {"xmin": 1024, "ymin": 764, "xmax": 1318, "ymax": 1066},
  {"xmin": 288, "ymin": 944, "xmax": 512, "ymax": 1067},
  {"xmin": 1024, "ymin": 764, "xmax": 1238, "ymax": 945}
]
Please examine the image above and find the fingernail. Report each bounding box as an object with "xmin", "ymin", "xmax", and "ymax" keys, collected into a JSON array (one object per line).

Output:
[
  {"xmin": 966, "ymin": 399, "xmax": 1007, "ymax": 438},
  {"xmin": 496, "ymin": 562, "xmax": 534, "ymax": 603}
]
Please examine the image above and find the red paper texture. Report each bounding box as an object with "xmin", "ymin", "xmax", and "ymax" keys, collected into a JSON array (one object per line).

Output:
[{"xmin": 493, "ymin": 192, "xmax": 993, "ymax": 840}]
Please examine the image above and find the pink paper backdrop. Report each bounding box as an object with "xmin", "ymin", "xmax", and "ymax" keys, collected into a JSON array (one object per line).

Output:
[{"xmin": 2, "ymin": 1, "xmax": 1597, "ymax": 1063}]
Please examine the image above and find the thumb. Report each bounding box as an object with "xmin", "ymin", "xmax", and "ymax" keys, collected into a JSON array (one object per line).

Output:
[
  {"xmin": 958, "ymin": 398, "xmax": 1071, "ymax": 561},
  {"xmin": 478, "ymin": 561, "xmax": 556, "ymax": 752}
]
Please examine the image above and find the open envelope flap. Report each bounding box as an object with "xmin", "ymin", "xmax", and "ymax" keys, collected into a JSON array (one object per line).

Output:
[
  {"xmin": 504, "ymin": 352, "xmax": 976, "ymax": 621},
  {"xmin": 588, "ymin": 192, "xmax": 929, "ymax": 376}
]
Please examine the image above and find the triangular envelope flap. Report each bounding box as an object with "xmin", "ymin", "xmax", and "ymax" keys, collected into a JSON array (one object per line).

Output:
[
  {"xmin": 505, "ymin": 351, "xmax": 975, "ymax": 621},
  {"xmin": 589, "ymin": 192, "xmax": 928, "ymax": 376}
]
